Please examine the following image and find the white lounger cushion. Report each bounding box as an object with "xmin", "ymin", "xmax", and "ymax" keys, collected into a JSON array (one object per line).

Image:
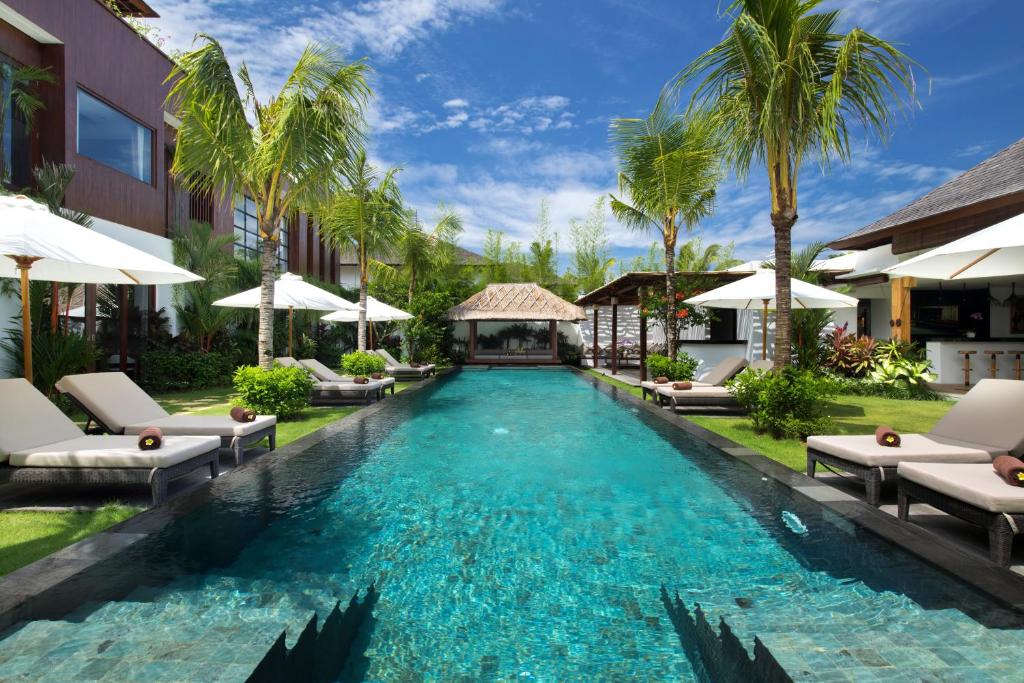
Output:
[
  {"xmin": 696, "ymin": 356, "xmax": 748, "ymax": 386},
  {"xmin": 8, "ymin": 434, "xmax": 220, "ymax": 468},
  {"xmin": 898, "ymin": 462, "xmax": 1024, "ymax": 513},
  {"xmin": 299, "ymin": 358, "xmax": 344, "ymax": 382},
  {"xmin": 807, "ymin": 434, "xmax": 999, "ymax": 467},
  {"xmin": 122, "ymin": 415, "xmax": 276, "ymax": 437},
  {"xmin": 55, "ymin": 372, "xmax": 168, "ymax": 433},
  {"xmin": 316, "ymin": 381, "xmax": 382, "ymax": 392},
  {"xmin": 926, "ymin": 379, "xmax": 1024, "ymax": 456},
  {"xmin": 374, "ymin": 349, "xmax": 433, "ymax": 372},
  {"xmin": 0, "ymin": 378, "xmax": 85, "ymax": 461},
  {"xmin": 655, "ymin": 385, "xmax": 732, "ymax": 399},
  {"xmin": 274, "ymin": 357, "xmax": 302, "ymax": 369}
]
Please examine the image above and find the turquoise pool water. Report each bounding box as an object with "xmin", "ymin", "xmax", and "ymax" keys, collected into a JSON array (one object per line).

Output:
[{"xmin": 2, "ymin": 368, "xmax": 1024, "ymax": 681}]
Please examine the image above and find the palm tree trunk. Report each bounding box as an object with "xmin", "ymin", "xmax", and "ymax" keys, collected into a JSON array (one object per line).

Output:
[
  {"xmin": 50, "ymin": 282, "xmax": 59, "ymax": 333},
  {"xmin": 771, "ymin": 211, "xmax": 795, "ymax": 369},
  {"xmin": 257, "ymin": 228, "xmax": 277, "ymax": 369},
  {"xmin": 664, "ymin": 234, "xmax": 678, "ymax": 361},
  {"xmin": 357, "ymin": 279, "xmax": 368, "ymax": 351}
]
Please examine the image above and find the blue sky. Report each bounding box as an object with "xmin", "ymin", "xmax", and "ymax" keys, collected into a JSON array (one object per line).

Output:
[{"xmin": 146, "ymin": 0, "xmax": 1024, "ymax": 267}]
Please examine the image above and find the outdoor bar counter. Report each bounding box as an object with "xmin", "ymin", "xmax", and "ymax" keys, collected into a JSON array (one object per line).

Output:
[{"xmin": 926, "ymin": 340, "xmax": 1024, "ymax": 386}]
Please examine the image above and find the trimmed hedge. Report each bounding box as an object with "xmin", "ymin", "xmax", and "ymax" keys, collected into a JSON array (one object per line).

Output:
[
  {"xmin": 140, "ymin": 350, "xmax": 234, "ymax": 393},
  {"xmin": 233, "ymin": 365, "xmax": 315, "ymax": 419},
  {"xmin": 340, "ymin": 351, "xmax": 386, "ymax": 376}
]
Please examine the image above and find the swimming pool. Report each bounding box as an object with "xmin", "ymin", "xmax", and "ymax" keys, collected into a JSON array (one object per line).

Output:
[{"xmin": 1, "ymin": 368, "xmax": 1023, "ymax": 681}]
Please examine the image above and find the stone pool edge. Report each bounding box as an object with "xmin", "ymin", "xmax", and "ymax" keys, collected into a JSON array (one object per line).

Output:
[
  {"xmin": 0, "ymin": 370, "xmax": 450, "ymax": 633},
  {"xmin": 570, "ymin": 367, "xmax": 1024, "ymax": 612}
]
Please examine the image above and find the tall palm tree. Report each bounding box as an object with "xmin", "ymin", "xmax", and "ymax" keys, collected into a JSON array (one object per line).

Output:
[
  {"xmin": 676, "ymin": 0, "xmax": 919, "ymax": 368},
  {"xmin": 166, "ymin": 35, "xmax": 369, "ymax": 368},
  {"xmin": 676, "ymin": 236, "xmax": 742, "ymax": 272},
  {"xmin": 1, "ymin": 64, "xmax": 54, "ymax": 184},
  {"xmin": 32, "ymin": 162, "xmax": 92, "ymax": 333},
  {"xmin": 609, "ymin": 96, "xmax": 721, "ymax": 360},
  {"xmin": 318, "ymin": 151, "xmax": 405, "ymax": 350},
  {"xmin": 405, "ymin": 208, "xmax": 462, "ymax": 302}
]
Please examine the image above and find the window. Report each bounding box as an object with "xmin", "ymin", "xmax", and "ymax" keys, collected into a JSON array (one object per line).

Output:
[
  {"xmin": 76, "ymin": 88, "xmax": 152, "ymax": 183},
  {"xmin": 233, "ymin": 196, "xmax": 288, "ymax": 270},
  {"xmin": 1, "ymin": 61, "xmax": 32, "ymax": 188}
]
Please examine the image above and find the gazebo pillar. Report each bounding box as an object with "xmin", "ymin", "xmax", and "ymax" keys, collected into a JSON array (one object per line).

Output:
[
  {"xmin": 549, "ymin": 320, "xmax": 557, "ymax": 361},
  {"xmin": 638, "ymin": 287, "xmax": 647, "ymax": 381},
  {"xmin": 84, "ymin": 284, "xmax": 97, "ymax": 372},
  {"xmin": 592, "ymin": 306, "xmax": 599, "ymax": 369},
  {"xmin": 468, "ymin": 320, "xmax": 477, "ymax": 361},
  {"xmin": 610, "ymin": 296, "xmax": 618, "ymax": 375},
  {"xmin": 118, "ymin": 285, "xmax": 129, "ymax": 374}
]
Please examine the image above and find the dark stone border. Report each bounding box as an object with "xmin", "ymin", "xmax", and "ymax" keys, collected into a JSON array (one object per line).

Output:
[
  {"xmin": 572, "ymin": 366, "xmax": 1024, "ymax": 611},
  {"xmin": 0, "ymin": 371, "xmax": 448, "ymax": 632}
]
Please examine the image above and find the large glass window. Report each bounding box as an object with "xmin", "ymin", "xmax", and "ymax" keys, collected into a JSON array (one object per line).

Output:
[
  {"xmin": 76, "ymin": 88, "xmax": 152, "ymax": 183},
  {"xmin": 233, "ymin": 196, "xmax": 288, "ymax": 270},
  {"xmin": 1, "ymin": 61, "xmax": 32, "ymax": 188}
]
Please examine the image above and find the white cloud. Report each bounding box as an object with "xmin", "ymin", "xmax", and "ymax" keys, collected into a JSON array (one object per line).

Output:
[
  {"xmin": 443, "ymin": 98, "xmax": 470, "ymax": 108},
  {"xmin": 518, "ymin": 95, "xmax": 570, "ymax": 110}
]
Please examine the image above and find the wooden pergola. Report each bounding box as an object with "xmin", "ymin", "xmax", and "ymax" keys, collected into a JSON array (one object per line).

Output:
[
  {"xmin": 574, "ymin": 271, "xmax": 754, "ymax": 380},
  {"xmin": 446, "ymin": 283, "xmax": 588, "ymax": 364}
]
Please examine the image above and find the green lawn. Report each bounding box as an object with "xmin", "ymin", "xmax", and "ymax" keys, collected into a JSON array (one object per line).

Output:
[
  {"xmin": 0, "ymin": 504, "xmax": 140, "ymax": 576},
  {"xmin": 583, "ymin": 368, "xmax": 953, "ymax": 472},
  {"xmin": 1, "ymin": 380, "xmax": 418, "ymax": 576}
]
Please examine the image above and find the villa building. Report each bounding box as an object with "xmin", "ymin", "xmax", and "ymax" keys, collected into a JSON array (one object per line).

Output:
[
  {"xmin": 826, "ymin": 137, "xmax": 1024, "ymax": 385},
  {"xmin": 0, "ymin": 0, "xmax": 342, "ymax": 376}
]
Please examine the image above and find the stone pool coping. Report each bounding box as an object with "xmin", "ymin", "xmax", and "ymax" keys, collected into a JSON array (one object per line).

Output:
[
  {"xmin": 571, "ymin": 367, "xmax": 1024, "ymax": 611},
  {"xmin": 0, "ymin": 371, "xmax": 447, "ymax": 633}
]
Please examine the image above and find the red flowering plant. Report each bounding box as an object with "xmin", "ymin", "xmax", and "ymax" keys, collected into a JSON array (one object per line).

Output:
[{"xmin": 639, "ymin": 274, "xmax": 719, "ymax": 339}]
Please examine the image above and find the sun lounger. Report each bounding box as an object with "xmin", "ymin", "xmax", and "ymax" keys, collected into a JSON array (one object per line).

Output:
[
  {"xmin": 898, "ymin": 462, "xmax": 1024, "ymax": 566},
  {"xmin": 373, "ymin": 349, "xmax": 434, "ymax": 379},
  {"xmin": 275, "ymin": 357, "xmax": 383, "ymax": 405},
  {"xmin": 642, "ymin": 355, "xmax": 750, "ymax": 400},
  {"xmin": 0, "ymin": 378, "xmax": 220, "ymax": 505},
  {"xmin": 54, "ymin": 372, "xmax": 277, "ymax": 466},
  {"xmin": 807, "ymin": 379, "xmax": 1024, "ymax": 506},
  {"xmin": 298, "ymin": 358, "xmax": 395, "ymax": 397}
]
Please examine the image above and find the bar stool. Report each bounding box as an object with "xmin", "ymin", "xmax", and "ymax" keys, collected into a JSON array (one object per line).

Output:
[
  {"xmin": 957, "ymin": 350, "xmax": 977, "ymax": 387},
  {"xmin": 1012, "ymin": 352, "xmax": 1022, "ymax": 381},
  {"xmin": 984, "ymin": 350, "xmax": 1004, "ymax": 379}
]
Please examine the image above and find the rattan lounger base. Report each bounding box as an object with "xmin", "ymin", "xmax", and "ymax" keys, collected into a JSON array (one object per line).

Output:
[
  {"xmin": 807, "ymin": 447, "xmax": 894, "ymax": 507},
  {"xmin": 898, "ymin": 477, "xmax": 1024, "ymax": 567},
  {"xmin": 0, "ymin": 446, "xmax": 220, "ymax": 506}
]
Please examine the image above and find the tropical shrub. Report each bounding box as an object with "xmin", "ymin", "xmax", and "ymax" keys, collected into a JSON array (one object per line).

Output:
[
  {"xmin": 341, "ymin": 350, "xmax": 385, "ymax": 376},
  {"xmin": 730, "ymin": 367, "xmax": 834, "ymax": 439},
  {"xmin": 868, "ymin": 357, "xmax": 936, "ymax": 389},
  {"xmin": 140, "ymin": 350, "xmax": 234, "ymax": 393},
  {"xmin": 0, "ymin": 327, "xmax": 98, "ymax": 400},
  {"xmin": 823, "ymin": 325, "xmax": 876, "ymax": 377},
  {"xmin": 873, "ymin": 338, "xmax": 925, "ymax": 364},
  {"xmin": 646, "ymin": 352, "xmax": 699, "ymax": 381},
  {"xmin": 233, "ymin": 365, "xmax": 315, "ymax": 419},
  {"xmin": 825, "ymin": 372, "xmax": 942, "ymax": 401}
]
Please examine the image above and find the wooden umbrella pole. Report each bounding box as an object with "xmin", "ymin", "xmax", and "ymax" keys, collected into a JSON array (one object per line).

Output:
[
  {"xmin": 11, "ymin": 256, "xmax": 41, "ymax": 382},
  {"xmin": 761, "ymin": 299, "xmax": 769, "ymax": 361},
  {"xmin": 288, "ymin": 306, "xmax": 294, "ymax": 358}
]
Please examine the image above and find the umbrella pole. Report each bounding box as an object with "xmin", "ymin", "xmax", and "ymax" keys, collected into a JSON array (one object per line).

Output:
[
  {"xmin": 288, "ymin": 306, "xmax": 294, "ymax": 358},
  {"xmin": 761, "ymin": 299, "xmax": 769, "ymax": 361},
  {"xmin": 12, "ymin": 257, "xmax": 40, "ymax": 383}
]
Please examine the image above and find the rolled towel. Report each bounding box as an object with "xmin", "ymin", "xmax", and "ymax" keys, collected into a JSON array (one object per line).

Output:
[
  {"xmin": 230, "ymin": 406, "xmax": 256, "ymax": 423},
  {"xmin": 137, "ymin": 426, "xmax": 163, "ymax": 451},
  {"xmin": 353, "ymin": 376, "xmax": 369, "ymax": 385},
  {"xmin": 874, "ymin": 425, "xmax": 901, "ymax": 448},
  {"xmin": 654, "ymin": 376, "xmax": 669, "ymax": 384},
  {"xmin": 672, "ymin": 382, "xmax": 692, "ymax": 391},
  {"xmin": 993, "ymin": 455, "xmax": 1024, "ymax": 486},
  {"xmin": 371, "ymin": 372, "xmax": 384, "ymax": 380}
]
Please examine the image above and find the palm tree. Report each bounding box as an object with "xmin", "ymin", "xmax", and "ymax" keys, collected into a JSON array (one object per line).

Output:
[
  {"xmin": 393, "ymin": 207, "xmax": 463, "ymax": 307},
  {"xmin": 32, "ymin": 162, "xmax": 92, "ymax": 333},
  {"xmin": 318, "ymin": 151, "xmax": 405, "ymax": 350},
  {"xmin": 166, "ymin": 35, "xmax": 369, "ymax": 368},
  {"xmin": 172, "ymin": 221, "xmax": 237, "ymax": 352},
  {"xmin": 676, "ymin": 0, "xmax": 919, "ymax": 369},
  {"xmin": 609, "ymin": 96, "xmax": 721, "ymax": 360},
  {"xmin": 1, "ymin": 64, "xmax": 54, "ymax": 184}
]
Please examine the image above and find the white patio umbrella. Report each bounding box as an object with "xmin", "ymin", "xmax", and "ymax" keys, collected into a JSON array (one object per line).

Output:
[
  {"xmin": 213, "ymin": 272, "xmax": 358, "ymax": 357},
  {"xmin": 884, "ymin": 213, "xmax": 1024, "ymax": 280},
  {"xmin": 322, "ymin": 296, "xmax": 412, "ymax": 349},
  {"xmin": 685, "ymin": 269, "xmax": 858, "ymax": 359},
  {"xmin": 0, "ymin": 195, "xmax": 202, "ymax": 381}
]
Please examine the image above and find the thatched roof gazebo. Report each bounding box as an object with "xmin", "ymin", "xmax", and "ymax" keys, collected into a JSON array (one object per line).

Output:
[{"xmin": 446, "ymin": 283, "xmax": 587, "ymax": 364}]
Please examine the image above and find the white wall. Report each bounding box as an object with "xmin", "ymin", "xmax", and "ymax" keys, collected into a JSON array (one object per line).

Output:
[{"xmin": 339, "ymin": 265, "xmax": 360, "ymax": 288}]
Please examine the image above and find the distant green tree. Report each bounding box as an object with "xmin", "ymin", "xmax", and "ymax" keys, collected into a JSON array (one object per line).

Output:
[{"xmin": 568, "ymin": 197, "xmax": 615, "ymax": 295}]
